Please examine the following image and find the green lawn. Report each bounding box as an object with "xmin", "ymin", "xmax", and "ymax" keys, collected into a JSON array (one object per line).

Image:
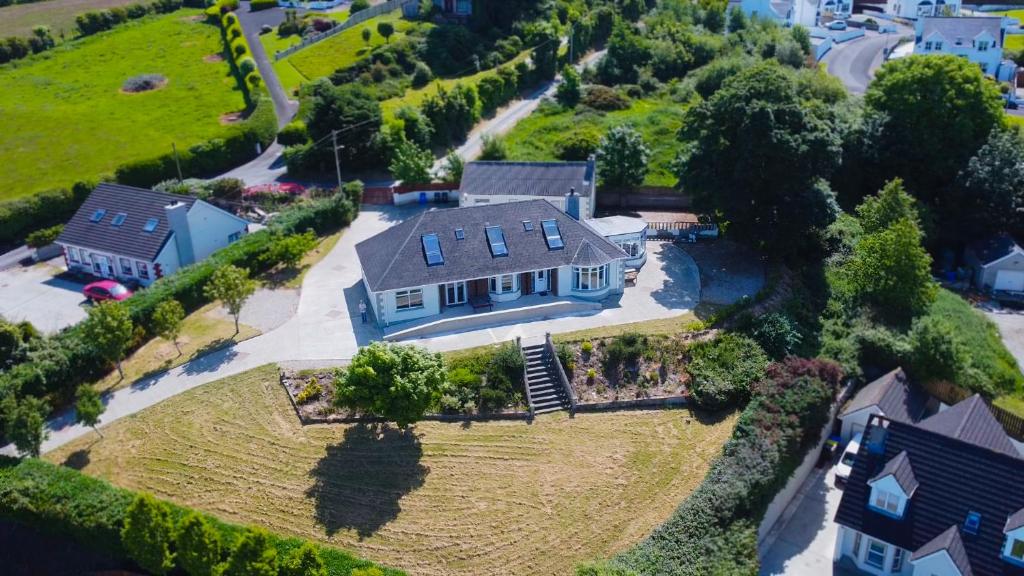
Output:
[
  {"xmin": 270, "ymin": 10, "xmax": 430, "ymax": 94},
  {"xmin": 0, "ymin": 9, "xmax": 247, "ymax": 201},
  {"xmin": 0, "ymin": 0, "xmax": 147, "ymax": 38},
  {"xmin": 503, "ymin": 97, "xmax": 688, "ymax": 187}
]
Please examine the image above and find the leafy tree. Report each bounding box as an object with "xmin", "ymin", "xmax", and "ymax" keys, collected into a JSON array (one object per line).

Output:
[
  {"xmin": 441, "ymin": 150, "xmax": 464, "ymax": 183},
  {"xmin": 222, "ymin": 528, "xmax": 277, "ymax": 576},
  {"xmin": 791, "ymin": 25, "xmax": 811, "ymax": 55},
  {"xmin": 394, "ymin": 105, "xmax": 434, "ymax": 148},
  {"xmin": 479, "ymin": 134, "xmax": 508, "ymax": 160},
  {"xmin": 264, "ymin": 230, "xmax": 318, "ymax": 269},
  {"xmin": 389, "ymin": 140, "xmax": 434, "ymax": 184},
  {"xmin": 676, "ymin": 61, "xmax": 842, "ymax": 258},
  {"xmin": 957, "ymin": 127, "xmax": 1024, "ymax": 238},
  {"xmin": 204, "ymin": 265, "xmax": 256, "ymax": 335},
  {"xmin": 82, "ymin": 301, "xmax": 133, "ymax": 379},
  {"xmin": 750, "ymin": 313, "xmax": 803, "ymax": 359},
  {"xmin": 865, "ymin": 55, "xmax": 1004, "ymax": 216},
  {"xmin": 376, "ymin": 21, "xmax": 394, "ymax": 43},
  {"xmin": 556, "ymin": 64, "xmax": 582, "ymax": 108},
  {"xmin": 775, "ymin": 40, "xmax": 805, "ymax": 68},
  {"xmin": 176, "ymin": 513, "xmax": 222, "ymax": 576},
  {"xmin": 621, "ymin": 0, "xmax": 644, "ymax": 21},
  {"xmin": 122, "ymin": 494, "xmax": 176, "ymax": 575},
  {"xmin": 846, "ymin": 218, "xmax": 936, "ymax": 321},
  {"xmin": 727, "ymin": 6, "xmax": 747, "ymax": 32},
  {"xmin": 304, "ymin": 81, "xmax": 382, "ymax": 168},
  {"xmin": 279, "ymin": 543, "xmax": 326, "ymax": 576},
  {"xmin": 687, "ymin": 334, "xmax": 770, "ymax": 410},
  {"xmin": 152, "ymin": 299, "xmax": 185, "ymax": 355},
  {"xmin": 75, "ymin": 384, "xmax": 105, "ymax": 438},
  {"xmin": 335, "ymin": 342, "xmax": 447, "ymax": 427},
  {"xmin": 529, "ymin": 21, "xmax": 559, "ymax": 81},
  {"xmin": 855, "ymin": 178, "xmax": 919, "ymax": 234},
  {"xmin": 10, "ymin": 396, "xmax": 48, "ymax": 457},
  {"xmin": 421, "ymin": 84, "xmax": 479, "ymax": 146},
  {"xmin": 596, "ymin": 125, "xmax": 650, "ymax": 187},
  {"xmin": 361, "ymin": 27, "xmax": 371, "ymax": 46},
  {"xmin": 701, "ymin": 0, "xmax": 726, "ymax": 32},
  {"xmin": 349, "ymin": 0, "xmax": 368, "ymax": 13},
  {"xmin": 597, "ymin": 19, "xmax": 650, "ymax": 84}
]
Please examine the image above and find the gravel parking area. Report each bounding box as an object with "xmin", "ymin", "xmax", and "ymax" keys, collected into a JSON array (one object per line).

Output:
[
  {"xmin": 681, "ymin": 240, "xmax": 766, "ymax": 305},
  {"xmin": 0, "ymin": 261, "xmax": 88, "ymax": 333},
  {"xmin": 981, "ymin": 304, "xmax": 1024, "ymax": 370}
]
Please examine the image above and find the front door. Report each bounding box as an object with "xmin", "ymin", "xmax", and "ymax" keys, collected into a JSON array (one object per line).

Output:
[
  {"xmin": 446, "ymin": 281, "xmax": 467, "ymax": 305},
  {"xmin": 92, "ymin": 254, "xmax": 112, "ymax": 277},
  {"xmin": 534, "ymin": 269, "xmax": 549, "ymax": 293}
]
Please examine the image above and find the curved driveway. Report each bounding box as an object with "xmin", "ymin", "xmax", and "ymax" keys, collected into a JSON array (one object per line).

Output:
[{"xmin": 822, "ymin": 28, "xmax": 912, "ymax": 94}]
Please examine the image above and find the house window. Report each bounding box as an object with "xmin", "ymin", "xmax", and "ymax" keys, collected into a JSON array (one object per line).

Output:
[
  {"xmin": 111, "ymin": 213, "xmax": 127, "ymax": 226},
  {"xmin": 445, "ymin": 282, "xmax": 466, "ymax": 305},
  {"xmin": 1010, "ymin": 539, "xmax": 1024, "ymax": 560},
  {"xmin": 866, "ymin": 540, "xmax": 887, "ymax": 569},
  {"xmin": 228, "ymin": 232, "xmax": 241, "ymax": 243},
  {"xmin": 873, "ymin": 489, "xmax": 900, "ymax": 514},
  {"xmin": 489, "ymin": 274, "xmax": 519, "ymax": 294},
  {"xmin": 90, "ymin": 209, "xmax": 106, "ymax": 222},
  {"xmin": 935, "ymin": 41, "xmax": 943, "ymax": 49},
  {"xmin": 977, "ymin": 40, "xmax": 989, "ymax": 51},
  {"xmin": 891, "ymin": 547, "xmax": 904, "ymax": 572},
  {"xmin": 136, "ymin": 261, "xmax": 150, "ymax": 280},
  {"xmin": 120, "ymin": 257, "xmax": 133, "ymax": 276},
  {"xmin": 68, "ymin": 248, "xmax": 80, "ymax": 263},
  {"xmin": 395, "ymin": 288, "xmax": 423, "ymax": 311},
  {"xmin": 924, "ymin": 41, "xmax": 933, "ymax": 50},
  {"xmin": 852, "ymin": 531, "xmax": 863, "ymax": 559},
  {"xmin": 143, "ymin": 218, "xmax": 159, "ymax": 233},
  {"xmin": 617, "ymin": 240, "xmax": 643, "ymax": 258},
  {"xmin": 573, "ymin": 265, "xmax": 609, "ymax": 291}
]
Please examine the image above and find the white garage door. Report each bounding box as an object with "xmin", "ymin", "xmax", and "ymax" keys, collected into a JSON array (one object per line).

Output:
[{"xmin": 995, "ymin": 270, "xmax": 1024, "ymax": 292}]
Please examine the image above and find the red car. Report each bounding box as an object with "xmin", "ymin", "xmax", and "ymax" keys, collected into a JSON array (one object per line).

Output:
[{"xmin": 83, "ymin": 280, "xmax": 133, "ymax": 303}]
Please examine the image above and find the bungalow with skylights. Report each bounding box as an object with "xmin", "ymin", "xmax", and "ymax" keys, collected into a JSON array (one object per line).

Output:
[
  {"xmin": 57, "ymin": 183, "xmax": 248, "ymax": 286},
  {"xmin": 355, "ymin": 199, "xmax": 629, "ymax": 327}
]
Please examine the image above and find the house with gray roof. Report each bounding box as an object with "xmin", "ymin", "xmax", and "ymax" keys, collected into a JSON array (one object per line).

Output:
[
  {"xmin": 57, "ymin": 183, "xmax": 248, "ymax": 286},
  {"xmin": 839, "ymin": 368, "xmax": 934, "ymax": 441},
  {"xmin": 834, "ymin": 397, "xmax": 1024, "ymax": 576},
  {"xmin": 458, "ymin": 159, "xmax": 597, "ymax": 220},
  {"xmin": 355, "ymin": 199, "xmax": 628, "ymax": 327},
  {"xmin": 914, "ymin": 17, "xmax": 1005, "ymax": 76},
  {"xmin": 965, "ymin": 234, "xmax": 1024, "ymax": 294}
]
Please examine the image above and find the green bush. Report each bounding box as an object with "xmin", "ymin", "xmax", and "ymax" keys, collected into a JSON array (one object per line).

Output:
[
  {"xmin": 748, "ymin": 312, "xmax": 802, "ymax": 360},
  {"xmin": 603, "ymin": 332, "xmax": 649, "ymax": 371},
  {"xmin": 239, "ymin": 57, "xmax": 256, "ymax": 76},
  {"xmin": 175, "ymin": 513, "xmax": 222, "ymax": 576},
  {"xmin": 686, "ymin": 334, "xmax": 769, "ymax": 410},
  {"xmin": 349, "ymin": 0, "xmax": 368, "ymax": 13},
  {"xmin": 0, "ymin": 180, "xmax": 93, "ymax": 244},
  {"xmin": 277, "ymin": 120, "xmax": 308, "ymax": 146},
  {"xmin": 555, "ymin": 127, "xmax": 601, "ymax": 161},
  {"xmin": 582, "ymin": 85, "xmax": 630, "ymax": 111},
  {"xmin": 24, "ymin": 224, "xmax": 63, "ymax": 248},
  {"xmin": 249, "ymin": 0, "xmax": 276, "ymax": 11},
  {"xmin": 295, "ymin": 377, "xmax": 323, "ymax": 404},
  {"xmin": 122, "ymin": 494, "xmax": 176, "ymax": 575}
]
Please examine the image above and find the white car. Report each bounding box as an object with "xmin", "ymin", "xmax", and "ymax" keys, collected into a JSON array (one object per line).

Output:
[{"xmin": 835, "ymin": 432, "xmax": 863, "ymax": 483}]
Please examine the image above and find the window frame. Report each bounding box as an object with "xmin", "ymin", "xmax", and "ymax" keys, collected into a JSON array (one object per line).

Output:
[
  {"xmin": 572, "ymin": 264, "xmax": 609, "ymax": 291},
  {"xmin": 891, "ymin": 547, "xmax": 904, "ymax": 572},
  {"xmin": 120, "ymin": 257, "xmax": 133, "ymax": 276},
  {"xmin": 136, "ymin": 261, "xmax": 150, "ymax": 280},
  {"xmin": 1011, "ymin": 538, "xmax": 1024, "ymax": 560},
  {"xmin": 489, "ymin": 274, "xmax": 519, "ymax": 295},
  {"xmin": 67, "ymin": 247, "xmax": 80, "ymax": 263},
  {"xmin": 395, "ymin": 288, "xmax": 424, "ymax": 311},
  {"xmin": 873, "ymin": 489, "xmax": 900, "ymax": 514},
  {"xmin": 865, "ymin": 540, "xmax": 887, "ymax": 569}
]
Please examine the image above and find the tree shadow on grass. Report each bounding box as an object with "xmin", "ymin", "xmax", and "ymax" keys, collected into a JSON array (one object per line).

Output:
[
  {"xmin": 62, "ymin": 449, "xmax": 91, "ymax": 470},
  {"xmin": 306, "ymin": 423, "xmax": 428, "ymax": 539}
]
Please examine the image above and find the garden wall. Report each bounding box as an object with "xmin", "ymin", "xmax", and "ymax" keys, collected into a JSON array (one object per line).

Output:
[{"xmin": 596, "ymin": 187, "xmax": 693, "ymax": 210}]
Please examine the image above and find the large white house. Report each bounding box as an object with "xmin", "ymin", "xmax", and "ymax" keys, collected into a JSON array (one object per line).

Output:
[
  {"xmin": 57, "ymin": 183, "xmax": 248, "ymax": 286},
  {"xmin": 458, "ymin": 160, "xmax": 598, "ymax": 220},
  {"xmin": 887, "ymin": 0, "xmax": 961, "ymax": 19},
  {"xmin": 736, "ymin": 0, "xmax": 826, "ymax": 28},
  {"xmin": 914, "ymin": 17, "xmax": 1003, "ymax": 75},
  {"xmin": 834, "ymin": 396, "xmax": 1024, "ymax": 576},
  {"xmin": 355, "ymin": 199, "xmax": 629, "ymax": 327}
]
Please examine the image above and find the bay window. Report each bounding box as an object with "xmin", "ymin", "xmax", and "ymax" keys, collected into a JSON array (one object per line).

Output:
[
  {"xmin": 395, "ymin": 288, "xmax": 423, "ymax": 311},
  {"xmin": 573, "ymin": 264, "xmax": 609, "ymax": 291},
  {"xmin": 489, "ymin": 274, "xmax": 519, "ymax": 294}
]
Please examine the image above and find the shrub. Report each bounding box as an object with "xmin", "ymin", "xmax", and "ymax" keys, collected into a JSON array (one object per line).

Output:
[
  {"xmin": 222, "ymin": 528, "xmax": 277, "ymax": 576},
  {"xmin": 122, "ymin": 74, "xmax": 166, "ymax": 93},
  {"xmin": 277, "ymin": 121, "xmax": 308, "ymax": 146},
  {"xmin": 556, "ymin": 342, "xmax": 574, "ymax": 373},
  {"xmin": 687, "ymin": 334, "xmax": 769, "ymax": 410},
  {"xmin": 582, "ymin": 85, "xmax": 630, "ymax": 111},
  {"xmin": 555, "ymin": 127, "xmax": 601, "ymax": 161},
  {"xmin": 25, "ymin": 224, "xmax": 63, "ymax": 248},
  {"xmin": 239, "ymin": 57, "xmax": 256, "ymax": 76},
  {"xmin": 604, "ymin": 332, "xmax": 649, "ymax": 371},
  {"xmin": 411, "ymin": 61, "xmax": 433, "ymax": 88},
  {"xmin": 479, "ymin": 134, "xmax": 507, "ymax": 161},
  {"xmin": 280, "ymin": 543, "xmax": 326, "ymax": 576},
  {"xmin": 349, "ymin": 0, "xmax": 368, "ymax": 13},
  {"xmin": 249, "ymin": 0, "xmax": 276, "ymax": 10},
  {"xmin": 295, "ymin": 377, "xmax": 323, "ymax": 404},
  {"xmin": 175, "ymin": 513, "xmax": 222, "ymax": 576},
  {"xmin": 0, "ymin": 180, "xmax": 93, "ymax": 245},
  {"xmin": 122, "ymin": 494, "xmax": 176, "ymax": 575},
  {"xmin": 210, "ymin": 177, "xmax": 245, "ymax": 200},
  {"xmin": 581, "ymin": 341, "xmax": 593, "ymax": 355},
  {"xmin": 749, "ymin": 312, "xmax": 802, "ymax": 360}
]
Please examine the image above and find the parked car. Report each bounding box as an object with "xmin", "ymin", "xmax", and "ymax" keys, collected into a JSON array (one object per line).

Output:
[
  {"xmin": 828, "ymin": 20, "xmax": 848, "ymax": 31},
  {"xmin": 83, "ymin": 280, "xmax": 133, "ymax": 303},
  {"xmin": 835, "ymin": 432, "xmax": 863, "ymax": 484}
]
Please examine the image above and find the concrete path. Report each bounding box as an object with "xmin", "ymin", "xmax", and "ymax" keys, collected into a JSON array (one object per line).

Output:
[
  {"xmin": 6, "ymin": 205, "xmax": 701, "ymax": 456},
  {"xmin": 759, "ymin": 467, "xmax": 847, "ymax": 576},
  {"xmin": 0, "ymin": 262, "xmax": 88, "ymax": 334},
  {"xmin": 0, "ymin": 245, "xmax": 31, "ymax": 271}
]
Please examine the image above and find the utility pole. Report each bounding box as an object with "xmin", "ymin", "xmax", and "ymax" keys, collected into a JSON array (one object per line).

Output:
[
  {"xmin": 332, "ymin": 130, "xmax": 343, "ymax": 192},
  {"xmin": 171, "ymin": 143, "xmax": 183, "ymax": 182},
  {"xmin": 569, "ymin": 24, "xmax": 574, "ymax": 63}
]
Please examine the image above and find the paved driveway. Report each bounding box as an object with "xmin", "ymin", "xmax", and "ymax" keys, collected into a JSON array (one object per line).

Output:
[
  {"xmin": 760, "ymin": 467, "xmax": 848, "ymax": 576},
  {"xmin": 982, "ymin": 305, "xmax": 1024, "ymax": 371},
  {"xmin": 0, "ymin": 261, "xmax": 87, "ymax": 333}
]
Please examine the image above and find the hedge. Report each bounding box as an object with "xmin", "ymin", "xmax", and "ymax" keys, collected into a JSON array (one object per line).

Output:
[
  {"xmin": 599, "ymin": 358, "xmax": 843, "ymax": 575},
  {"xmin": 250, "ymin": 0, "xmax": 277, "ymax": 10},
  {"xmin": 0, "ymin": 456, "xmax": 404, "ymax": 576},
  {"xmin": 0, "ymin": 181, "xmax": 94, "ymax": 245}
]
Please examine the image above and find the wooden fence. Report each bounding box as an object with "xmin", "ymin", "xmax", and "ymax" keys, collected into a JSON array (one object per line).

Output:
[{"xmin": 273, "ymin": 0, "xmax": 415, "ymax": 61}]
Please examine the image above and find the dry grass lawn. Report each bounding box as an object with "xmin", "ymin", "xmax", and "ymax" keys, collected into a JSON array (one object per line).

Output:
[{"xmin": 49, "ymin": 364, "xmax": 736, "ymax": 576}]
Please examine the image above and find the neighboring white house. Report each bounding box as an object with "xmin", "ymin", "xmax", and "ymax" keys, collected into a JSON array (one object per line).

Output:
[
  {"xmin": 458, "ymin": 160, "xmax": 598, "ymax": 221},
  {"xmin": 737, "ymin": 0, "xmax": 823, "ymax": 27},
  {"xmin": 913, "ymin": 17, "xmax": 1003, "ymax": 75},
  {"xmin": 56, "ymin": 183, "xmax": 248, "ymax": 286},
  {"xmin": 834, "ymin": 396, "xmax": 1024, "ymax": 576},
  {"xmin": 965, "ymin": 234, "xmax": 1024, "ymax": 293},
  {"xmin": 355, "ymin": 199, "xmax": 629, "ymax": 327},
  {"xmin": 887, "ymin": 0, "xmax": 961, "ymax": 19},
  {"xmin": 838, "ymin": 368, "xmax": 933, "ymax": 442},
  {"xmin": 583, "ymin": 215, "xmax": 649, "ymax": 270}
]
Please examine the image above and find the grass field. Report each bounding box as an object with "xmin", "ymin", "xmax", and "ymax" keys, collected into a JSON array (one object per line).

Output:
[
  {"xmin": 503, "ymin": 97, "xmax": 688, "ymax": 187},
  {"xmin": 0, "ymin": 0, "xmax": 145, "ymax": 38},
  {"xmin": 48, "ymin": 364, "xmax": 736, "ymax": 576},
  {"xmin": 270, "ymin": 10, "xmax": 429, "ymax": 94},
  {"xmin": 0, "ymin": 10, "xmax": 247, "ymax": 201}
]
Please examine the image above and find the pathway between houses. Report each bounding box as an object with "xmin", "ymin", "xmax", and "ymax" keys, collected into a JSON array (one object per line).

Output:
[{"xmin": 3, "ymin": 204, "xmax": 701, "ymax": 457}]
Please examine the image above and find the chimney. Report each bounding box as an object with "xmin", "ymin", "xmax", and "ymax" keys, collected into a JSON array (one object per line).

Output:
[
  {"xmin": 565, "ymin": 187, "xmax": 581, "ymax": 220},
  {"xmin": 165, "ymin": 201, "xmax": 195, "ymax": 266}
]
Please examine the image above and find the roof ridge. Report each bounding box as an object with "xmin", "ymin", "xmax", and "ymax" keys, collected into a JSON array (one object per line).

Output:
[{"xmin": 376, "ymin": 212, "xmax": 426, "ymax": 287}]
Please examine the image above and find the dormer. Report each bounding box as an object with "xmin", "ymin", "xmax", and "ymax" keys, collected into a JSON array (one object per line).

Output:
[
  {"xmin": 1003, "ymin": 509, "xmax": 1024, "ymax": 567},
  {"xmin": 910, "ymin": 525, "xmax": 972, "ymax": 576},
  {"xmin": 867, "ymin": 451, "xmax": 917, "ymax": 519},
  {"xmin": 973, "ymin": 30, "xmax": 997, "ymax": 50}
]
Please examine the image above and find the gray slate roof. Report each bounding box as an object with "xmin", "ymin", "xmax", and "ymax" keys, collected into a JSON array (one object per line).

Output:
[
  {"xmin": 918, "ymin": 395, "xmax": 1019, "ymax": 458},
  {"xmin": 56, "ymin": 183, "xmax": 197, "ymax": 262},
  {"xmin": 920, "ymin": 16, "xmax": 1002, "ymax": 47},
  {"xmin": 356, "ymin": 200, "xmax": 627, "ymax": 292},
  {"xmin": 870, "ymin": 450, "xmax": 919, "ymax": 496},
  {"xmin": 969, "ymin": 234, "xmax": 1021, "ymax": 266},
  {"xmin": 1006, "ymin": 508, "xmax": 1024, "ymax": 533},
  {"xmin": 910, "ymin": 525, "xmax": 973, "ymax": 576},
  {"xmin": 840, "ymin": 368, "xmax": 930, "ymax": 424},
  {"xmin": 460, "ymin": 160, "xmax": 594, "ymax": 198}
]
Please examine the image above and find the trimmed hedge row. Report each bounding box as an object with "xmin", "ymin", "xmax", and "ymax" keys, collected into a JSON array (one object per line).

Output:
[
  {"xmin": 597, "ymin": 358, "xmax": 843, "ymax": 576},
  {"xmin": 75, "ymin": 0, "xmax": 201, "ymax": 37},
  {"xmin": 0, "ymin": 456, "xmax": 404, "ymax": 576},
  {"xmin": 0, "ymin": 181, "xmax": 95, "ymax": 245},
  {"xmin": 250, "ymin": 0, "xmax": 277, "ymax": 10}
]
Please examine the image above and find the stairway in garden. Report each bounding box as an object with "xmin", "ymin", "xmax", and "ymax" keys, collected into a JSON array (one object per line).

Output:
[{"xmin": 522, "ymin": 343, "xmax": 572, "ymax": 414}]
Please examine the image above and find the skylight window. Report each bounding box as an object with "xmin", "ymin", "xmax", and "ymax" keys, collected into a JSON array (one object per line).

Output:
[
  {"xmin": 541, "ymin": 219, "xmax": 564, "ymax": 250},
  {"xmin": 455, "ymin": 228, "xmax": 465, "ymax": 240},
  {"xmin": 111, "ymin": 213, "xmax": 127, "ymax": 227},
  {"xmin": 422, "ymin": 233, "xmax": 444, "ymax": 266},
  {"xmin": 90, "ymin": 209, "xmax": 106, "ymax": 223},
  {"xmin": 143, "ymin": 218, "xmax": 159, "ymax": 233},
  {"xmin": 485, "ymin": 226, "xmax": 508, "ymax": 257},
  {"xmin": 522, "ymin": 220, "xmax": 534, "ymax": 232},
  {"xmin": 963, "ymin": 512, "xmax": 981, "ymax": 535}
]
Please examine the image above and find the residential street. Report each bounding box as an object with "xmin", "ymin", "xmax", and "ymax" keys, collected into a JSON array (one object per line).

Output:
[
  {"xmin": 822, "ymin": 29, "xmax": 911, "ymax": 94},
  {"xmin": 236, "ymin": 1, "xmax": 299, "ymax": 129}
]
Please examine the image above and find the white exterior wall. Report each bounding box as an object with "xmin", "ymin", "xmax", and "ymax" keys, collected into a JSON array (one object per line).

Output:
[
  {"xmin": 379, "ymin": 284, "xmax": 441, "ymax": 326},
  {"xmin": 915, "ymin": 31, "xmax": 1001, "ymax": 74},
  {"xmin": 154, "ymin": 237, "xmax": 182, "ymax": 281},
  {"xmin": 61, "ymin": 243, "xmax": 161, "ymax": 287},
  {"xmin": 910, "ymin": 550, "xmax": 963, "ymax": 576},
  {"xmin": 840, "ymin": 406, "xmax": 879, "ymax": 442},
  {"xmin": 889, "ymin": 0, "xmax": 961, "ymax": 18},
  {"xmin": 837, "ymin": 527, "xmax": 911, "ymax": 575},
  {"xmin": 186, "ymin": 201, "xmax": 248, "ymax": 263},
  {"xmin": 605, "ymin": 231, "xmax": 648, "ymax": 269},
  {"xmin": 1002, "ymin": 526, "xmax": 1024, "ymax": 562}
]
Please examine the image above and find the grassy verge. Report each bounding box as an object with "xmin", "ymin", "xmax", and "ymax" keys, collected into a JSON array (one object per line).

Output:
[
  {"xmin": 503, "ymin": 97, "xmax": 688, "ymax": 187},
  {"xmin": 93, "ymin": 301, "xmax": 259, "ymax": 394},
  {"xmin": 283, "ymin": 229, "xmax": 344, "ymax": 289},
  {"xmin": 553, "ymin": 310, "xmax": 708, "ymax": 343},
  {"xmin": 47, "ymin": 364, "xmax": 737, "ymax": 576},
  {"xmin": 0, "ymin": 9, "xmax": 248, "ymax": 201},
  {"xmin": 0, "ymin": 0, "xmax": 149, "ymax": 37}
]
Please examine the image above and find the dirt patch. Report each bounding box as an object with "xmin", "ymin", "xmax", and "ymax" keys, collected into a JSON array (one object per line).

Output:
[
  {"xmin": 204, "ymin": 53, "xmax": 225, "ymax": 62},
  {"xmin": 283, "ymin": 369, "xmax": 347, "ymax": 421},
  {"xmin": 182, "ymin": 14, "xmax": 204, "ymax": 22},
  {"xmin": 120, "ymin": 74, "xmax": 168, "ymax": 94},
  {"xmin": 220, "ymin": 111, "xmax": 245, "ymax": 124},
  {"xmin": 681, "ymin": 239, "xmax": 766, "ymax": 305}
]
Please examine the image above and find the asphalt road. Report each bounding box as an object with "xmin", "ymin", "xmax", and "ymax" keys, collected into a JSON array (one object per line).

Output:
[
  {"xmin": 822, "ymin": 31, "xmax": 900, "ymax": 94},
  {"xmin": 237, "ymin": 1, "xmax": 300, "ymax": 129}
]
